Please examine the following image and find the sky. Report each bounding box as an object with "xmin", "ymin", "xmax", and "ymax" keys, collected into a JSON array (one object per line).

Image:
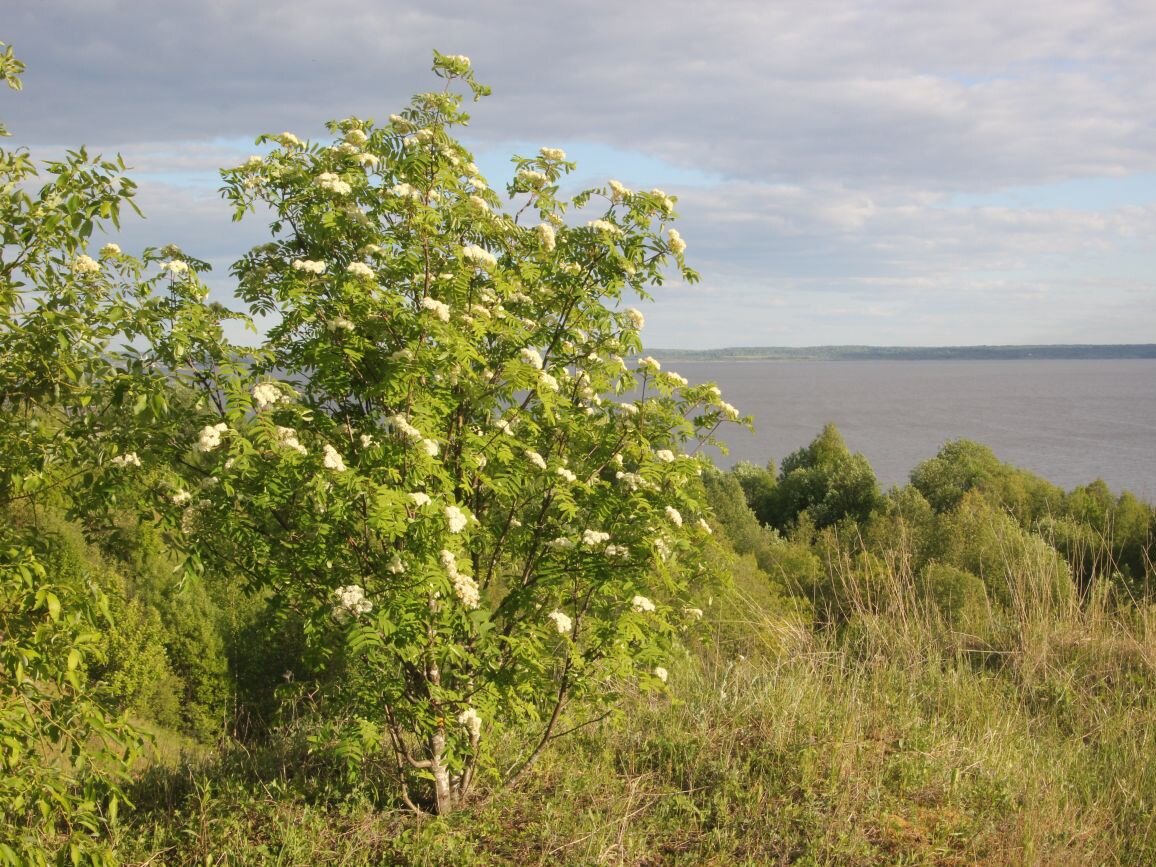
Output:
[{"xmin": 5, "ymin": 0, "xmax": 1156, "ymax": 349}]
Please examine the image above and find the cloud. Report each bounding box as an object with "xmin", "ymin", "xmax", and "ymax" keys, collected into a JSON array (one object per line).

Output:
[{"xmin": 5, "ymin": 0, "xmax": 1156, "ymax": 348}]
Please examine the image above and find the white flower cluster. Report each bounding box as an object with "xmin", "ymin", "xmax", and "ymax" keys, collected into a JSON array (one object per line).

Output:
[
  {"xmin": 195, "ymin": 422, "xmax": 229, "ymax": 453},
  {"xmin": 548, "ymin": 537, "xmax": 574, "ymax": 551},
  {"xmin": 278, "ymin": 132, "xmax": 303, "ymax": 148},
  {"xmin": 539, "ymin": 147, "xmax": 566, "ymax": 161},
  {"xmin": 161, "ymin": 260, "xmax": 189, "ymax": 277},
  {"xmin": 605, "ymin": 544, "xmax": 630, "ymax": 558},
  {"xmin": 651, "ymin": 188, "xmax": 675, "ymax": 212},
  {"xmin": 587, "ymin": 219, "xmax": 620, "ymax": 235},
  {"xmin": 441, "ymin": 549, "xmax": 480, "ymax": 609},
  {"xmin": 390, "ymin": 182, "xmax": 421, "ymax": 200},
  {"xmin": 520, "ymin": 347, "xmax": 543, "ymax": 369},
  {"xmin": 444, "ymin": 54, "xmax": 471, "ymax": 68},
  {"xmin": 316, "ymin": 172, "xmax": 352, "ymax": 195},
  {"xmin": 518, "ymin": 169, "xmax": 548, "ymax": 186},
  {"xmin": 462, "ymin": 244, "xmax": 497, "ymax": 268},
  {"xmin": 100, "ymin": 243, "xmax": 121, "ymax": 258},
  {"xmin": 668, "ymin": 228, "xmax": 686, "ymax": 256},
  {"xmin": 345, "ymin": 128, "xmax": 368, "ymax": 146},
  {"xmin": 525, "ymin": 450, "xmax": 547, "ymax": 470},
  {"xmin": 639, "ymin": 356, "xmax": 661, "ymax": 372},
  {"xmin": 171, "ymin": 489, "xmax": 192, "ymax": 506},
  {"xmin": 665, "ymin": 506, "xmax": 683, "ymax": 527},
  {"xmin": 608, "ymin": 179, "xmax": 631, "ymax": 202},
  {"xmin": 539, "ymin": 372, "xmax": 559, "ymax": 392},
  {"xmin": 619, "ymin": 403, "xmax": 639, "ymax": 416},
  {"xmin": 323, "ymin": 444, "xmax": 347, "ymax": 471},
  {"xmin": 547, "ymin": 610, "xmax": 572, "ymax": 635},
  {"xmin": 111, "ymin": 452, "xmax": 141, "ymax": 467},
  {"xmin": 421, "ymin": 296, "xmax": 451, "ymax": 322},
  {"xmin": 654, "ymin": 449, "xmax": 675, "ymax": 463},
  {"xmin": 697, "ymin": 518, "xmax": 712, "ymax": 534},
  {"xmin": 469, "ymin": 194, "xmax": 490, "ymax": 212},
  {"xmin": 631, "ymin": 595, "xmax": 656, "ymax": 613},
  {"xmin": 327, "ymin": 316, "xmax": 355, "ymax": 332},
  {"xmin": 390, "ymin": 414, "xmax": 422, "ymax": 442},
  {"xmin": 333, "ymin": 584, "xmax": 372, "ymax": 620},
  {"xmin": 654, "ymin": 666, "xmax": 669, "ymax": 684},
  {"xmin": 582, "ymin": 529, "xmax": 610, "ymax": 547},
  {"xmin": 346, "ymin": 262, "xmax": 374, "ymax": 280},
  {"xmin": 556, "ymin": 467, "xmax": 577, "ymax": 483},
  {"xmin": 445, "ymin": 505, "xmax": 468, "ymax": 533},
  {"xmin": 409, "ymin": 492, "xmax": 431, "ymax": 507},
  {"xmin": 663, "ymin": 372, "xmax": 689, "ymax": 387},
  {"xmin": 624, "ymin": 308, "xmax": 645, "ymax": 330},
  {"xmin": 616, "ymin": 470, "xmax": 644, "ymax": 491},
  {"xmin": 276, "ymin": 425, "xmax": 307, "ymax": 455},
  {"xmin": 292, "ymin": 259, "xmax": 326, "ymax": 274},
  {"xmin": 458, "ymin": 706, "xmax": 482, "ymax": 740},
  {"xmin": 252, "ymin": 382, "xmax": 285, "ymax": 409},
  {"xmin": 532, "ymin": 224, "xmax": 555, "ymax": 254}
]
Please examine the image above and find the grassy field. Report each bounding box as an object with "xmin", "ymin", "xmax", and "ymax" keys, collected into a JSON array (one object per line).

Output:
[{"xmin": 117, "ymin": 575, "xmax": 1156, "ymax": 865}]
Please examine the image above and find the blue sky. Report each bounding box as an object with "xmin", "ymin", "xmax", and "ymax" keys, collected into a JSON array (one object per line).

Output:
[{"xmin": 5, "ymin": 0, "xmax": 1156, "ymax": 349}]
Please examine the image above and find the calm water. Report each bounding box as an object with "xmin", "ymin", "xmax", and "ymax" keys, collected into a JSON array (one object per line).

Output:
[{"xmin": 662, "ymin": 359, "xmax": 1156, "ymax": 502}]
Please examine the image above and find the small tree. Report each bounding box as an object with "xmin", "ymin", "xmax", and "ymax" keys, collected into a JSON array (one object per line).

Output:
[{"xmin": 154, "ymin": 53, "xmax": 742, "ymax": 812}]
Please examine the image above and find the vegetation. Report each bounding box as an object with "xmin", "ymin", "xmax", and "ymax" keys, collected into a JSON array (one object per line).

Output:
[{"xmin": 4, "ymin": 42, "xmax": 1156, "ymax": 864}]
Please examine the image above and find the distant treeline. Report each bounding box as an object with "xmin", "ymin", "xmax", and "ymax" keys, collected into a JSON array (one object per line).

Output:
[{"xmin": 652, "ymin": 344, "xmax": 1156, "ymax": 362}]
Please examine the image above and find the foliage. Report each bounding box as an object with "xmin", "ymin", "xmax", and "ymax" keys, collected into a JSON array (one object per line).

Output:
[
  {"xmin": 766, "ymin": 423, "xmax": 882, "ymax": 530},
  {"xmin": 127, "ymin": 52, "xmax": 743, "ymax": 813}
]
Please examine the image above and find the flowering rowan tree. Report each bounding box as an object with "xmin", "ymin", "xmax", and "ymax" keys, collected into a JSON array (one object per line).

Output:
[{"xmin": 160, "ymin": 52, "xmax": 744, "ymax": 813}]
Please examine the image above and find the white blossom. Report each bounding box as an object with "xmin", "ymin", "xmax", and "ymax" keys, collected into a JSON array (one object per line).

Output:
[
  {"xmin": 161, "ymin": 260, "xmax": 189, "ymax": 277},
  {"xmin": 421, "ymin": 297, "xmax": 451, "ymax": 321},
  {"xmin": 327, "ymin": 316, "xmax": 355, "ymax": 332},
  {"xmin": 616, "ymin": 471, "xmax": 644, "ymax": 491},
  {"xmin": 441, "ymin": 550, "xmax": 480, "ymax": 608},
  {"xmin": 520, "ymin": 347, "xmax": 543, "ymax": 369},
  {"xmin": 333, "ymin": 585, "xmax": 372, "ymax": 620},
  {"xmin": 292, "ymin": 259, "xmax": 327, "ymax": 274},
  {"xmin": 719, "ymin": 401, "xmax": 740, "ymax": 420},
  {"xmin": 547, "ymin": 610, "xmax": 573, "ymax": 635},
  {"xmin": 389, "ymin": 414, "xmax": 422, "ymax": 442},
  {"xmin": 548, "ymin": 537, "xmax": 574, "ymax": 551},
  {"xmin": 525, "ymin": 450, "xmax": 547, "ymax": 470},
  {"xmin": 651, "ymin": 188, "xmax": 675, "ymax": 212},
  {"xmin": 252, "ymin": 382, "xmax": 285, "ymax": 409},
  {"xmin": 608, "ymin": 179, "xmax": 631, "ymax": 202},
  {"xmin": 355, "ymin": 152, "xmax": 380, "ymax": 167},
  {"xmin": 684, "ymin": 607, "xmax": 704, "ymax": 619},
  {"xmin": 556, "ymin": 467, "xmax": 577, "ymax": 483},
  {"xmin": 581, "ymin": 529, "xmax": 610, "ymax": 547},
  {"xmin": 654, "ymin": 449, "xmax": 675, "ymax": 463},
  {"xmin": 387, "ymin": 552, "xmax": 406, "ymax": 574},
  {"xmin": 278, "ymin": 132, "xmax": 303, "ymax": 148},
  {"xmin": 195, "ymin": 422, "xmax": 229, "ymax": 453},
  {"xmin": 316, "ymin": 172, "xmax": 352, "ymax": 195},
  {"xmin": 539, "ymin": 147, "xmax": 566, "ymax": 161},
  {"xmin": 518, "ymin": 169, "xmax": 548, "ymax": 187},
  {"xmin": 444, "ymin": 54, "xmax": 471, "ymax": 68},
  {"xmin": 409, "ymin": 492, "xmax": 431, "ymax": 507},
  {"xmin": 390, "ymin": 182, "xmax": 421, "ymax": 200},
  {"xmin": 360, "ymin": 433, "xmax": 375, "ymax": 448},
  {"xmin": 469, "ymin": 194, "xmax": 490, "ymax": 212},
  {"xmin": 665, "ymin": 506, "xmax": 684, "ymax": 527},
  {"xmin": 323, "ymin": 444, "xmax": 347, "ymax": 471},
  {"xmin": 631, "ymin": 595, "xmax": 656, "ymax": 613},
  {"xmin": 605, "ymin": 544, "xmax": 630, "ymax": 558},
  {"xmin": 275, "ymin": 425, "xmax": 307, "ymax": 455},
  {"xmin": 110, "ymin": 452, "xmax": 141, "ymax": 468},
  {"xmin": 494, "ymin": 418, "xmax": 514, "ymax": 436},
  {"xmin": 445, "ymin": 505, "xmax": 468, "ymax": 533},
  {"xmin": 346, "ymin": 262, "xmax": 374, "ymax": 280},
  {"xmin": 654, "ymin": 666, "xmax": 669, "ymax": 684},
  {"xmin": 344, "ymin": 128, "xmax": 368, "ymax": 146},
  {"xmin": 619, "ymin": 402, "xmax": 638, "ymax": 416},
  {"xmin": 458, "ymin": 706, "xmax": 482, "ymax": 740},
  {"xmin": 420, "ymin": 438, "xmax": 439, "ymax": 457},
  {"xmin": 668, "ymin": 228, "xmax": 686, "ymax": 256},
  {"xmin": 171, "ymin": 489, "xmax": 192, "ymax": 506},
  {"xmin": 539, "ymin": 372, "xmax": 559, "ymax": 392},
  {"xmin": 639, "ymin": 356, "xmax": 661, "ymax": 372},
  {"xmin": 461, "ymin": 244, "xmax": 497, "ymax": 268},
  {"xmin": 664, "ymin": 372, "xmax": 688, "ymax": 387},
  {"xmin": 99, "ymin": 243, "xmax": 121, "ymax": 258},
  {"xmin": 587, "ymin": 219, "xmax": 620, "ymax": 235},
  {"xmin": 697, "ymin": 518, "xmax": 713, "ymax": 535}
]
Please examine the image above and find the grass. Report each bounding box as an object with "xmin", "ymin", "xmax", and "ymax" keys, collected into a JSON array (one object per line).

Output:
[{"xmin": 114, "ymin": 587, "xmax": 1156, "ymax": 865}]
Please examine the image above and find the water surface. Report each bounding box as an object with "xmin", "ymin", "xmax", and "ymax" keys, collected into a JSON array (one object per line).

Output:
[{"xmin": 662, "ymin": 359, "xmax": 1156, "ymax": 502}]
